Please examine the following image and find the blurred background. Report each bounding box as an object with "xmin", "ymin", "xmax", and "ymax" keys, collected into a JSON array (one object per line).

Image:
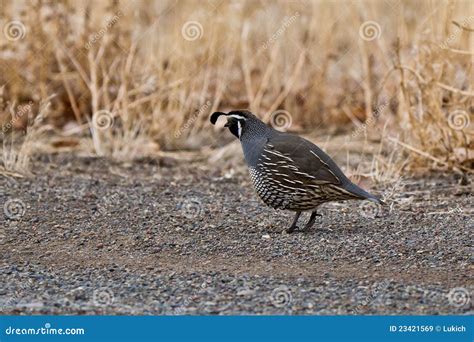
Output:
[
  {"xmin": 0, "ymin": 0, "xmax": 472, "ymax": 179},
  {"xmin": 1, "ymin": 0, "xmax": 473, "ymax": 316}
]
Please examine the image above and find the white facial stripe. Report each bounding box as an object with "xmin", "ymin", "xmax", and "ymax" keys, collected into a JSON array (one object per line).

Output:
[
  {"xmin": 237, "ymin": 120, "xmax": 242, "ymax": 138},
  {"xmin": 229, "ymin": 114, "xmax": 246, "ymax": 120}
]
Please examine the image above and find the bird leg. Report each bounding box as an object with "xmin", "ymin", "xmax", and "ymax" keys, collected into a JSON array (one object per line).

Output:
[
  {"xmin": 286, "ymin": 211, "xmax": 302, "ymax": 233},
  {"xmin": 303, "ymin": 210, "xmax": 322, "ymax": 231}
]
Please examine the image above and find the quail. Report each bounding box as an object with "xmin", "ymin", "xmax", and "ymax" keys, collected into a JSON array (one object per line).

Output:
[{"xmin": 211, "ymin": 110, "xmax": 384, "ymax": 233}]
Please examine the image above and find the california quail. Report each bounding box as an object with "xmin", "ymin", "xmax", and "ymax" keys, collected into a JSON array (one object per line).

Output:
[{"xmin": 211, "ymin": 110, "xmax": 384, "ymax": 233}]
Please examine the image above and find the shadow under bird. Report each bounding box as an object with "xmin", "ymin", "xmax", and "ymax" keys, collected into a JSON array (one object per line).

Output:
[{"xmin": 211, "ymin": 110, "xmax": 384, "ymax": 233}]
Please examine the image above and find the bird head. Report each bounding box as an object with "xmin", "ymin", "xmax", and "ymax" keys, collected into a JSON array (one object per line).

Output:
[{"xmin": 210, "ymin": 110, "xmax": 262, "ymax": 139}]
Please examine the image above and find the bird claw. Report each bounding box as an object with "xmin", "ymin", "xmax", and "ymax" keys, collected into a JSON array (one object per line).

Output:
[{"xmin": 287, "ymin": 215, "xmax": 324, "ymax": 233}]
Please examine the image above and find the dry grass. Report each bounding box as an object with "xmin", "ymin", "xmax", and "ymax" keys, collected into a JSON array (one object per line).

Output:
[
  {"xmin": 1, "ymin": 96, "xmax": 52, "ymax": 175},
  {"xmin": 0, "ymin": 0, "xmax": 472, "ymax": 176}
]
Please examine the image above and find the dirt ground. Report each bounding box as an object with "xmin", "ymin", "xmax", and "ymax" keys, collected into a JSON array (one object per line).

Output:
[{"xmin": 0, "ymin": 153, "xmax": 472, "ymax": 315}]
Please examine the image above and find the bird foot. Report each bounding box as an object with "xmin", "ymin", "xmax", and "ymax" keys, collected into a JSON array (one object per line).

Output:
[
  {"xmin": 287, "ymin": 213, "xmax": 324, "ymax": 233},
  {"xmin": 302, "ymin": 213, "xmax": 323, "ymax": 231},
  {"xmin": 287, "ymin": 226, "xmax": 316, "ymax": 234}
]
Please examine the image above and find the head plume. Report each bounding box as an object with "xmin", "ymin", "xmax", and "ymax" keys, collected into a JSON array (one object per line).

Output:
[
  {"xmin": 210, "ymin": 110, "xmax": 256, "ymax": 125},
  {"xmin": 210, "ymin": 111, "xmax": 227, "ymax": 125}
]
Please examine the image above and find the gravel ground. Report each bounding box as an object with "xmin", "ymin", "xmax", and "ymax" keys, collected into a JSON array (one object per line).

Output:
[{"xmin": 0, "ymin": 154, "xmax": 472, "ymax": 315}]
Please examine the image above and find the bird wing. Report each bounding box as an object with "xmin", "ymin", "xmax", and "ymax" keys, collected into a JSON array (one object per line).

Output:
[{"xmin": 262, "ymin": 133, "xmax": 347, "ymax": 186}]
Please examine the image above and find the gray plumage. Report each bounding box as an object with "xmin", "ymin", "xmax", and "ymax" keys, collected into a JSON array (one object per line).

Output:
[{"xmin": 210, "ymin": 110, "xmax": 383, "ymax": 233}]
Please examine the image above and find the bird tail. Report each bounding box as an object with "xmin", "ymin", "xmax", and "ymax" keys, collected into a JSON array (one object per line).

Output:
[{"xmin": 344, "ymin": 182, "xmax": 385, "ymax": 205}]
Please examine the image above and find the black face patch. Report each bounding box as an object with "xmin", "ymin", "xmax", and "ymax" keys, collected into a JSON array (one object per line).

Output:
[
  {"xmin": 225, "ymin": 118, "xmax": 244, "ymax": 139},
  {"xmin": 210, "ymin": 111, "xmax": 249, "ymax": 139}
]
